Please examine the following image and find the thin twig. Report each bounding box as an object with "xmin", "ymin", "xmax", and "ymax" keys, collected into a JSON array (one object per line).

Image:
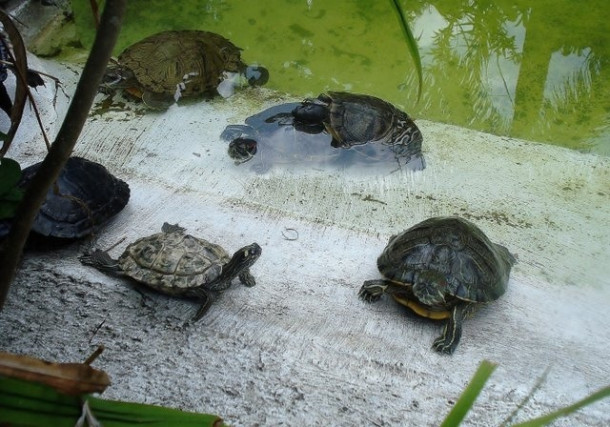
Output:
[{"xmin": 83, "ymin": 345, "xmax": 105, "ymax": 365}]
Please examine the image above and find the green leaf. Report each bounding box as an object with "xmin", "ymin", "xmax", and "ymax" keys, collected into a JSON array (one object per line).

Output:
[
  {"xmin": 0, "ymin": 157, "xmax": 22, "ymax": 195},
  {"xmin": 1, "ymin": 187, "xmax": 23, "ymax": 202},
  {"xmin": 441, "ymin": 360, "xmax": 497, "ymax": 427},
  {"xmin": 0, "ymin": 199, "xmax": 20, "ymax": 220},
  {"xmin": 500, "ymin": 366, "xmax": 551, "ymax": 426},
  {"xmin": 0, "ymin": 376, "xmax": 226, "ymax": 426},
  {"xmin": 512, "ymin": 385, "xmax": 610, "ymax": 427}
]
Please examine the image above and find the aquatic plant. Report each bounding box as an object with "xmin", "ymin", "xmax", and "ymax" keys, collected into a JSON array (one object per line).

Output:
[
  {"xmin": 442, "ymin": 360, "xmax": 610, "ymax": 426},
  {"xmin": 388, "ymin": 0, "xmax": 423, "ymax": 101}
]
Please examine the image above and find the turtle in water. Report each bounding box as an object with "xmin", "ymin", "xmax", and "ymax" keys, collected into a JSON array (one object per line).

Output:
[
  {"xmin": 0, "ymin": 157, "xmax": 129, "ymax": 241},
  {"xmin": 103, "ymin": 30, "xmax": 269, "ymax": 109},
  {"xmin": 79, "ymin": 223, "xmax": 262, "ymax": 320},
  {"xmin": 291, "ymin": 92, "xmax": 424, "ymax": 166},
  {"xmin": 221, "ymin": 102, "xmax": 424, "ymax": 174},
  {"xmin": 359, "ymin": 216, "xmax": 515, "ymax": 354}
]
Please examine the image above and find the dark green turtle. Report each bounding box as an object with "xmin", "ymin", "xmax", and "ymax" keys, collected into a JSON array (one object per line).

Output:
[
  {"xmin": 359, "ymin": 216, "xmax": 515, "ymax": 354},
  {"xmin": 0, "ymin": 156, "xmax": 129, "ymax": 241},
  {"xmin": 103, "ymin": 30, "xmax": 269, "ymax": 109},
  {"xmin": 292, "ymin": 92, "xmax": 424, "ymax": 166},
  {"xmin": 79, "ymin": 223, "xmax": 262, "ymax": 320}
]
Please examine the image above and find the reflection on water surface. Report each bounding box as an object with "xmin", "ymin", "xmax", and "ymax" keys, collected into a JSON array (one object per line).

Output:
[{"xmin": 71, "ymin": 0, "xmax": 610, "ymax": 155}]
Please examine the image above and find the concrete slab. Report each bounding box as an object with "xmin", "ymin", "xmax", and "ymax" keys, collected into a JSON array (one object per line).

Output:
[{"xmin": 0, "ymin": 52, "xmax": 609, "ymax": 426}]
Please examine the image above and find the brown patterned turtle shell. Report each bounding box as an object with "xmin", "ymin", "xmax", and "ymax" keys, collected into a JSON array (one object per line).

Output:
[{"xmin": 105, "ymin": 30, "xmax": 268, "ymax": 108}]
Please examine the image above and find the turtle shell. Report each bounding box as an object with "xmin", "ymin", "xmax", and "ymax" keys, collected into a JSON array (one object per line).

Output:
[
  {"xmin": 299, "ymin": 92, "xmax": 423, "ymax": 153},
  {"xmin": 378, "ymin": 216, "xmax": 515, "ymax": 306},
  {"xmin": 119, "ymin": 226, "xmax": 231, "ymax": 295},
  {"xmin": 117, "ymin": 30, "xmax": 245, "ymax": 99},
  {"xmin": 0, "ymin": 157, "xmax": 129, "ymax": 239}
]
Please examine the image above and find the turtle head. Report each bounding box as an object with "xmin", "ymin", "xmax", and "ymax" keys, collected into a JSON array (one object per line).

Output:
[
  {"xmin": 223, "ymin": 243, "xmax": 262, "ymax": 287},
  {"xmin": 228, "ymin": 138, "xmax": 258, "ymax": 164},
  {"xmin": 229, "ymin": 243, "xmax": 262, "ymax": 270},
  {"xmin": 412, "ymin": 270, "xmax": 449, "ymax": 307},
  {"xmin": 292, "ymin": 101, "xmax": 329, "ymax": 125},
  {"xmin": 100, "ymin": 64, "xmax": 135, "ymax": 92},
  {"xmin": 244, "ymin": 65, "xmax": 269, "ymax": 87}
]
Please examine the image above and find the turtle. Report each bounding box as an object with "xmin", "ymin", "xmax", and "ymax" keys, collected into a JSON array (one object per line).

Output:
[
  {"xmin": 291, "ymin": 92, "xmax": 424, "ymax": 166},
  {"xmin": 221, "ymin": 102, "xmax": 425, "ymax": 174},
  {"xmin": 103, "ymin": 30, "xmax": 269, "ymax": 109},
  {"xmin": 0, "ymin": 156, "xmax": 130, "ymax": 241},
  {"xmin": 358, "ymin": 216, "xmax": 515, "ymax": 354},
  {"xmin": 79, "ymin": 223, "xmax": 262, "ymax": 320}
]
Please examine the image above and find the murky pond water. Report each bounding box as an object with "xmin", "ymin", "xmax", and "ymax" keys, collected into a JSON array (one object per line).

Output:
[{"xmin": 68, "ymin": 0, "xmax": 610, "ymax": 155}]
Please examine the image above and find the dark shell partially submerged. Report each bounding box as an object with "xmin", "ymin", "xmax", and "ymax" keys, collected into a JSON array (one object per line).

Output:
[{"xmin": 0, "ymin": 157, "xmax": 129, "ymax": 240}]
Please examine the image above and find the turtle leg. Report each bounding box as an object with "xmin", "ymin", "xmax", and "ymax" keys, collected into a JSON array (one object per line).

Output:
[
  {"xmin": 432, "ymin": 302, "xmax": 474, "ymax": 354},
  {"xmin": 359, "ymin": 279, "xmax": 393, "ymax": 302},
  {"xmin": 190, "ymin": 289, "xmax": 213, "ymax": 321},
  {"xmin": 327, "ymin": 124, "xmax": 349, "ymax": 148},
  {"xmin": 78, "ymin": 249, "xmax": 121, "ymax": 273},
  {"xmin": 238, "ymin": 269, "xmax": 256, "ymax": 287}
]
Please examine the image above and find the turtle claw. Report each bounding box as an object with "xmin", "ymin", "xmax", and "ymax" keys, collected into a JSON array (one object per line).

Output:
[
  {"xmin": 431, "ymin": 323, "xmax": 458, "ymax": 354},
  {"xmin": 358, "ymin": 280, "xmax": 388, "ymax": 303},
  {"xmin": 239, "ymin": 269, "xmax": 256, "ymax": 287},
  {"xmin": 358, "ymin": 289, "xmax": 381, "ymax": 303}
]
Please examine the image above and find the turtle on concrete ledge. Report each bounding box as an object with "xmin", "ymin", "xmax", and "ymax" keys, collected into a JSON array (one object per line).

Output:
[
  {"xmin": 359, "ymin": 216, "xmax": 515, "ymax": 354},
  {"xmin": 79, "ymin": 223, "xmax": 262, "ymax": 320},
  {"xmin": 0, "ymin": 156, "xmax": 129, "ymax": 242}
]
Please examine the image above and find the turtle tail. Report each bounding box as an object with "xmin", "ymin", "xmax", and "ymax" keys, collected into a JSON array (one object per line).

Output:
[{"xmin": 79, "ymin": 249, "xmax": 121, "ymax": 273}]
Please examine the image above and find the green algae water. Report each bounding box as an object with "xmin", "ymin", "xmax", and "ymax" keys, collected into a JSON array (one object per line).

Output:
[{"xmin": 70, "ymin": 0, "xmax": 610, "ymax": 155}]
